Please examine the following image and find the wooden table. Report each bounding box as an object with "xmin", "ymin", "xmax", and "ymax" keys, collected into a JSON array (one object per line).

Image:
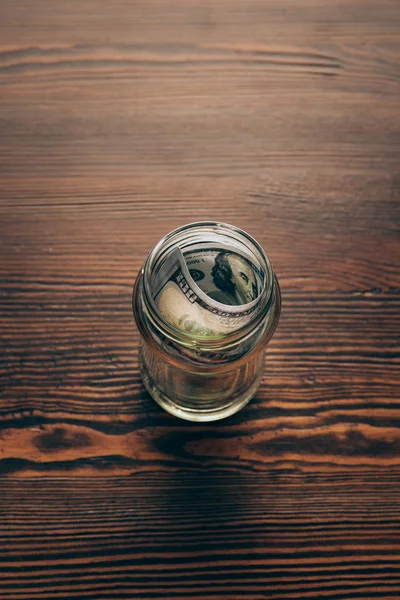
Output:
[{"xmin": 1, "ymin": 1, "xmax": 399, "ymax": 599}]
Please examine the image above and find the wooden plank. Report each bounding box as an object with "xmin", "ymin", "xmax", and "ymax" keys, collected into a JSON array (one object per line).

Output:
[{"xmin": 1, "ymin": 473, "xmax": 400, "ymax": 599}]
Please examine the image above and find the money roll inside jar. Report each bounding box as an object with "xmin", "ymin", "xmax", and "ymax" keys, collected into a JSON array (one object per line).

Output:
[{"xmin": 132, "ymin": 222, "xmax": 281, "ymax": 422}]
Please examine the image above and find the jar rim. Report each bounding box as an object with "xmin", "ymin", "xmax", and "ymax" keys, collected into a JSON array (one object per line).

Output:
[{"xmin": 140, "ymin": 221, "xmax": 276, "ymax": 350}]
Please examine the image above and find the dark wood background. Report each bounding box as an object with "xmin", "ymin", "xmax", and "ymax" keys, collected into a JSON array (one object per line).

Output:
[{"xmin": 1, "ymin": 1, "xmax": 399, "ymax": 598}]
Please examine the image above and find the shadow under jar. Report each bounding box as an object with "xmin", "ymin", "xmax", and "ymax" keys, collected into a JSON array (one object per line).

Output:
[{"xmin": 132, "ymin": 222, "xmax": 281, "ymax": 422}]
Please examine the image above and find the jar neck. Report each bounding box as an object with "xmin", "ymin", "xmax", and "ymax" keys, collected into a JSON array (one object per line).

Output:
[
  {"xmin": 133, "ymin": 270, "xmax": 281, "ymax": 369},
  {"xmin": 143, "ymin": 222, "xmax": 275, "ymax": 349}
]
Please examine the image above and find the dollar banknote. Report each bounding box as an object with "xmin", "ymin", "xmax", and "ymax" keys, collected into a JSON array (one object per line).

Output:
[{"xmin": 152, "ymin": 245, "xmax": 265, "ymax": 337}]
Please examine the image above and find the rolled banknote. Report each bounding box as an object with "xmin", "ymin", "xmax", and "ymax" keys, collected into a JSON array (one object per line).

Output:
[{"xmin": 152, "ymin": 245, "xmax": 265, "ymax": 337}]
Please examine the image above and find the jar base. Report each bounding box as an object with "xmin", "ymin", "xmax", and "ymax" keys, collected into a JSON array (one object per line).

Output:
[{"xmin": 140, "ymin": 358, "xmax": 263, "ymax": 422}]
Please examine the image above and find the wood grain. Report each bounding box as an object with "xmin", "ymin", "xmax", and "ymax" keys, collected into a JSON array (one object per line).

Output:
[
  {"xmin": 0, "ymin": 0, "xmax": 399, "ymax": 598},
  {"xmin": 1, "ymin": 471, "xmax": 400, "ymax": 599}
]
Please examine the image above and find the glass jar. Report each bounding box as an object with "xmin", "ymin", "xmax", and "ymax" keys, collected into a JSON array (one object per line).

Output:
[{"xmin": 132, "ymin": 222, "xmax": 281, "ymax": 422}]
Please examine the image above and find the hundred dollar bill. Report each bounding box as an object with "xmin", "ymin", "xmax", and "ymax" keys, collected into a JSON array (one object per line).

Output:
[{"xmin": 152, "ymin": 245, "xmax": 265, "ymax": 337}]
